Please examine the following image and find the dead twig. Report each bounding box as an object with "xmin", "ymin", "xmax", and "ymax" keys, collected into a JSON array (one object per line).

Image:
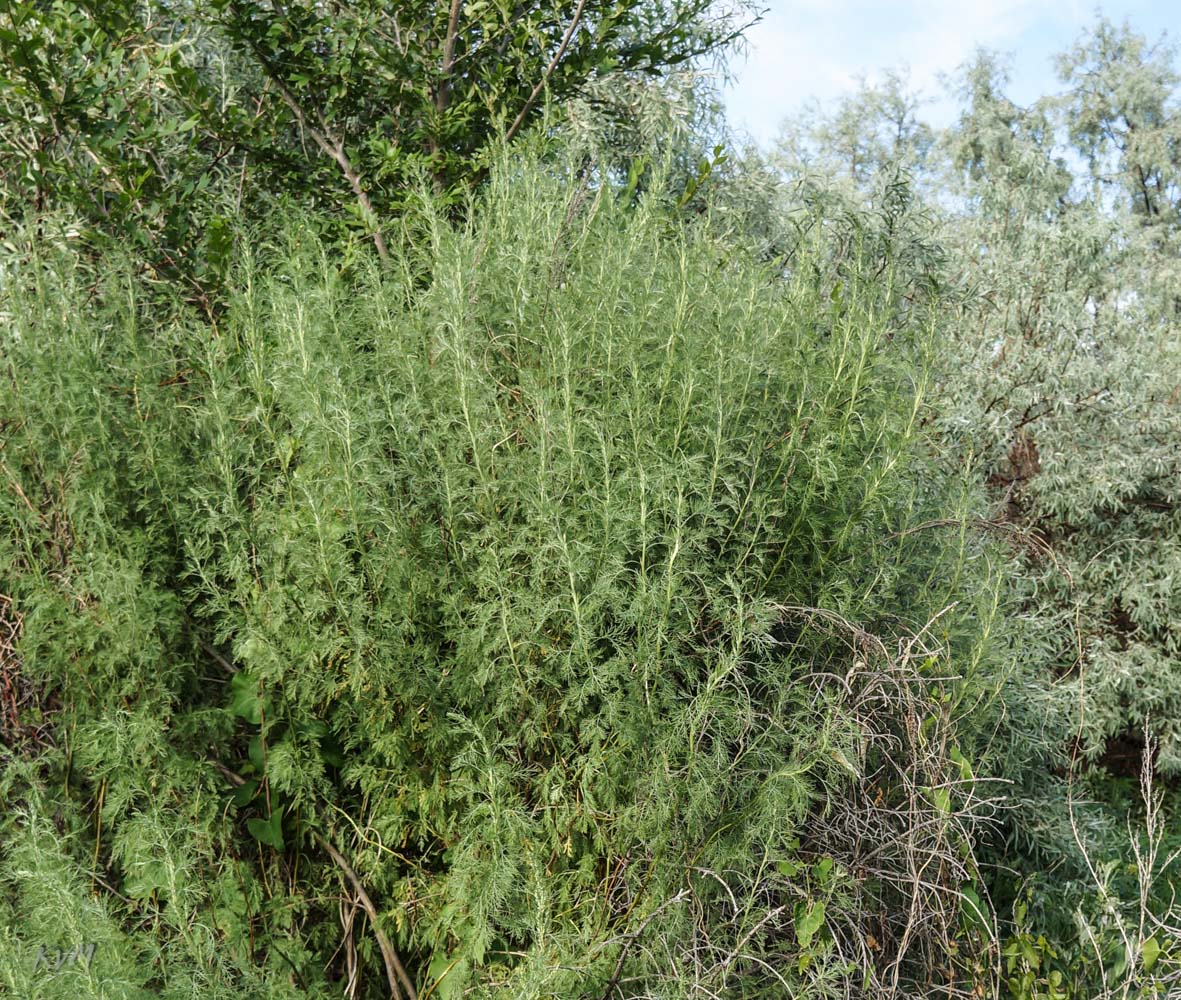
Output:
[
  {"xmin": 312, "ymin": 830, "xmax": 418, "ymax": 1000},
  {"xmin": 211, "ymin": 759, "xmax": 416, "ymax": 999}
]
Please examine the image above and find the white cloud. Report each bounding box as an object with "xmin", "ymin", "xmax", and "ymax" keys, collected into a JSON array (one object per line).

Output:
[{"xmin": 723, "ymin": 0, "xmax": 1099, "ymax": 146}]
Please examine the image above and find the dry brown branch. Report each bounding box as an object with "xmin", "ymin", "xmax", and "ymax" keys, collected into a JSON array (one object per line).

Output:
[
  {"xmin": 1064, "ymin": 717, "xmax": 1181, "ymax": 999},
  {"xmin": 598, "ymin": 889, "xmax": 692, "ymax": 1000},
  {"xmin": 580, "ymin": 603, "xmax": 1005, "ymax": 998},
  {"xmin": 312, "ymin": 831, "xmax": 418, "ymax": 1000},
  {"xmin": 211, "ymin": 759, "xmax": 416, "ymax": 999},
  {"xmin": 886, "ymin": 516, "xmax": 1074, "ymax": 587},
  {"xmin": 769, "ymin": 602, "xmax": 890, "ymax": 661},
  {"xmin": 233, "ymin": 2, "xmax": 390, "ymax": 266},
  {"xmin": 341, "ymin": 893, "xmax": 361, "ymax": 999},
  {"xmin": 782, "ymin": 603, "xmax": 1003, "ymax": 998},
  {"xmin": 0, "ymin": 593, "xmax": 53, "ymax": 754}
]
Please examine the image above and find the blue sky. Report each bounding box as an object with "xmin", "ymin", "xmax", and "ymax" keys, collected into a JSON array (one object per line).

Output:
[{"xmin": 722, "ymin": 1, "xmax": 1178, "ymax": 147}]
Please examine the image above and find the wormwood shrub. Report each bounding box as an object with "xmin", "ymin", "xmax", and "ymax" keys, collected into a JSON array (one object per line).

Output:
[{"xmin": 1, "ymin": 150, "xmax": 1005, "ymax": 997}]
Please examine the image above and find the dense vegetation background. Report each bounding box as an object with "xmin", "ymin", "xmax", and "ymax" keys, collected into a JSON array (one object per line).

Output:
[{"xmin": 0, "ymin": 3, "xmax": 1178, "ymax": 998}]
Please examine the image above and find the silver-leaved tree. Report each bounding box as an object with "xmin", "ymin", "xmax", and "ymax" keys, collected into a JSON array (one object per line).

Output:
[{"xmin": 767, "ymin": 19, "xmax": 1181, "ymax": 997}]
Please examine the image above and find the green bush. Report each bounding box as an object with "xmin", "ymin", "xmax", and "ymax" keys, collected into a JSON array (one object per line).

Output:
[{"xmin": 1, "ymin": 147, "xmax": 1005, "ymax": 997}]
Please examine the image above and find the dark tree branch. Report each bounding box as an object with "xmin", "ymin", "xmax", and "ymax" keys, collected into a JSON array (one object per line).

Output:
[
  {"xmin": 233, "ymin": 6, "xmax": 390, "ymax": 265},
  {"xmin": 505, "ymin": 0, "xmax": 588, "ymax": 142},
  {"xmin": 437, "ymin": 0, "xmax": 464, "ymax": 115},
  {"xmin": 313, "ymin": 830, "xmax": 418, "ymax": 1000}
]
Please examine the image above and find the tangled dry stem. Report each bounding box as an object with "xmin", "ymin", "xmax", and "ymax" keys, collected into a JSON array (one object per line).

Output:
[
  {"xmin": 785, "ymin": 602, "xmax": 1006, "ymax": 997},
  {"xmin": 1066, "ymin": 720, "xmax": 1181, "ymax": 999},
  {"xmin": 0, "ymin": 593, "xmax": 53, "ymax": 756},
  {"xmin": 595, "ymin": 604, "xmax": 1008, "ymax": 998}
]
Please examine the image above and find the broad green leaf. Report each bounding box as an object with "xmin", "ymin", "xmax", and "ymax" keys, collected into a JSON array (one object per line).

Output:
[
  {"xmin": 231, "ymin": 778, "xmax": 260, "ymax": 808},
  {"xmin": 795, "ymin": 899, "xmax": 826, "ymax": 950},
  {"xmin": 777, "ymin": 859, "xmax": 801, "ymax": 878},
  {"xmin": 229, "ymin": 671, "xmax": 263, "ymax": 724},
  {"xmin": 247, "ymin": 809, "xmax": 284, "ymax": 851}
]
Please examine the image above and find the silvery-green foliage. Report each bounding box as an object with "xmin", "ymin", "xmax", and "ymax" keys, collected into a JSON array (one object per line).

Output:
[
  {"xmin": 774, "ymin": 68, "xmax": 936, "ymax": 197},
  {"xmin": 943, "ymin": 42, "xmax": 1181, "ymax": 998},
  {"xmin": 770, "ymin": 24, "xmax": 1181, "ymax": 779},
  {"xmin": 938, "ymin": 40, "xmax": 1181, "ymax": 777},
  {"xmin": 557, "ymin": 66, "xmax": 795, "ymax": 259},
  {"xmin": 765, "ymin": 23, "xmax": 1181, "ymax": 992}
]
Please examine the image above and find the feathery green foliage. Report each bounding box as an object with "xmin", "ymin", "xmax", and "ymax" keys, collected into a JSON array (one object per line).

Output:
[{"xmin": 1, "ymin": 144, "xmax": 1004, "ymax": 997}]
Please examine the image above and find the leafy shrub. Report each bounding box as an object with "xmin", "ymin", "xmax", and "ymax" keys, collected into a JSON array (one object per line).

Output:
[{"xmin": 1, "ymin": 146, "xmax": 1005, "ymax": 997}]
